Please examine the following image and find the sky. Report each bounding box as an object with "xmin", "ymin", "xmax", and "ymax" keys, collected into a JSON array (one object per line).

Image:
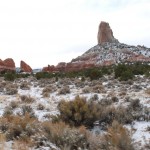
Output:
[{"xmin": 0, "ymin": 0, "xmax": 150, "ymax": 68}]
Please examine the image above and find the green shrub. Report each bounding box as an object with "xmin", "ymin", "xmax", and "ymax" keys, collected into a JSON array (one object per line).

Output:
[
  {"xmin": 4, "ymin": 73, "xmax": 16, "ymax": 81},
  {"xmin": 115, "ymin": 64, "xmax": 134, "ymax": 81},
  {"xmin": 120, "ymin": 70, "xmax": 134, "ymax": 81}
]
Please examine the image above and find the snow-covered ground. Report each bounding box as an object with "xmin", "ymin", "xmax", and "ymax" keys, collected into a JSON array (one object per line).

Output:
[{"xmin": 0, "ymin": 75, "xmax": 149, "ymax": 149}]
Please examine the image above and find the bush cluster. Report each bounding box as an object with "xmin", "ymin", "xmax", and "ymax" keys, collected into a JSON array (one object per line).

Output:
[
  {"xmin": 115, "ymin": 63, "xmax": 150, "ymax": 81},
  {"xmin": 57, "ymin": 96, "xmax": 148, "ymax": 130},
  {"xmin": 0, "ymin": 111, "xmax": 136, "ymax": 150},
  {"xmin": 57, "ymin": 96, "xmax": 101, "ymax": 128}
]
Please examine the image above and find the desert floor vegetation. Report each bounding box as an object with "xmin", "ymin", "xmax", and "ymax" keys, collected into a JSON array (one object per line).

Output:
[{"xmin": 0, "ymin": 63, "xmax": 149, "ymax": 149}]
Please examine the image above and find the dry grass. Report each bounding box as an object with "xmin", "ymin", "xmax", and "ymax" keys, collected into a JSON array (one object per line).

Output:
[
  {"xmin": 145, "ymin": 88, "xmax": 150, "ymax": 95},
  {"xmin": 37, "ymin": 103, "xmax": 45, "ymax": 110},
  {"xmin": 20, "ymin": 81, "xmax": 30, "ymax": 90},
  {"xmin": 101, "ymin": 120, "xmax": 134, "ymax": 150},
  {"xmin": 9, "ymin": 101, "xmax": 19, "ymax": 109},
  {"xmin": 42, "ymin": 121, "xmax": 89, "ymax": 149},
  {"xmin": 0, "ymin": 113, "xmax": 39, "ymax": 142},
  {"xmin": 58, "ymin": 86, "xmax": 70, "ymax": 95},
  {"xmin": 12, "ymin": 140, "xmax": 31, "ymax": 150},
  {"xmin": 92, "ymin": 84, "xmax": 105, "ymax": 93},
  {"xmin": 0, "ymin": 133, "xmax": 6, "ymax": 150},
  {"xmin": 5, "ymin": 83, "xmax": 18, "ymax": 95},
  {"xmin": 82, "ymin": 86, "xmax": 91, "ymax": 93},
  {"xmin": 20, "ymin": 95, "xmax": 35, "ymax": 103}
]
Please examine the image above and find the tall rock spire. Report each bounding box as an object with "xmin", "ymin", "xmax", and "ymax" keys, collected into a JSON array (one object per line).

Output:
[{"xmin": 97, "ymin": 21, "xmax": 118, "ymax": 44}]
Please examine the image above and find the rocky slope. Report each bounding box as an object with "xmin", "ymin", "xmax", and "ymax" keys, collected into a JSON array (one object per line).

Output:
[{"xmin": 72, "ymin": 42, "xmax": 150, "ymax": 66}]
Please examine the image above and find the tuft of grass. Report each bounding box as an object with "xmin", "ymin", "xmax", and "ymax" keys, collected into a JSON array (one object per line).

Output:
[{"xmin": 20, "ymin": 95, "xmax": 35, "ymax": 103}]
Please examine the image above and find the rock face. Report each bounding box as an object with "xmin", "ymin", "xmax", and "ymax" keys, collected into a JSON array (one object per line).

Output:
[
  {"xmin": 0, "ymin": 58, "xmax": 16, "ymax": 72},
  {"xmin": 97, "ymin": 21, "xmax": 118, "ymax": 44},
  {"xmin": 20, "ymin": 61, "xmax": 32, "ymax": 73}
]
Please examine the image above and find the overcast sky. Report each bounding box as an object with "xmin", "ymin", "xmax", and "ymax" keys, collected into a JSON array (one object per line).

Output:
[{"xmin": 0, "ymin": 0, "xmax": 150, "ymax": 68}]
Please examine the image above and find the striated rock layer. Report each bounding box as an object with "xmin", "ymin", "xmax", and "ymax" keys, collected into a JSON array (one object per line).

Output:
[{"xmin": 20, "ymin": 60, "xmax": 32, "ymax": 73}]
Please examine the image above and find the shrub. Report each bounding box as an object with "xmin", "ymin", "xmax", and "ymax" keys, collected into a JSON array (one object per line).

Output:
[
  {"xmin": 3, "ymin": 107, "xmax": 13, "ymax": 116},
  {"xmin": 20, "ymin": 95, "xmax": 35, "ymax": 103},
  {"xmin": 0, "ymin": 113, "xmax": 39, "ymax": 142},
  {"xmin": 90, "ymin": 94, "xmax": 99, "ymax": 101},
  {"xmin": 0, "ymin": 82, "xmax": 5, "ymax": 92},
  {"xmin": 4, "ymin": 73, "xmax": 16, "ymax": 81},
  {"xmin": 20, "ymin": 81, "xmax": 30, "ymax": 90},
  {"xmin": 129, "ymin": 99, "xmax": 142, "ymax": 111},
  {"xmin": 42, "ymin": 92, "xmax": 50, "ymax": 98},
  {"xmin": 84, "ymin": 68, "xmax": 102, "ymax": 80},
  {"xmin": 120, "ymin": 70, "xmax": 134, "ymax": 81},
  {"xmin": 99, "ymin": 98, "xmax": 113, "ymax": 107},
  {"xmin": 21, "ymin": 105, "xmax": 35, "ymax": 117},
  {"xmin": 114, "ymin": 64, "xmax": 134, "ymax": 81},
  {"xmin": 92, "ymin": 84, "xmax": 105, "ymax": 93},
  {"xmin": 37, "ymin": 103, "xmax": 45, "ymax": 110},
  {"xmin": 9, "ymin": 101, "xmax": 18, "ymax": 109},
  {"xmin": 58, "ymin": 86, "xmax": 70, "ymax": 95},
  {"xmin": 101, "ymin": 120, "xmax": 135, "ymax": 150},
  {"xmin": 5, "ymin": 84, "xmax": 18, "ymax": 95},
  {"xmin": 111, "ymin": 96, "xmax": 119, "ymax": 102},
  {"xmin": 42, "ymin": 86, "xmax": 53, "ymax": 97},
  {"xmin": 57, "ymin": 96, "xmax": 101, "ymax": 128},
  {"xmin": 97, "ymin": 105, "xmax": 134, "ymax": 128},
  {"xmin": 145, "ymin": 88, "xmax": 150, "ymax": 95},
  {"xmin": 82, "ymin": 86, "xmax": 91, "ymax": 93},
  {"xmin": 115, "ymin": 106, "xmax": 134, "ymax": 124},
  {"xmin": 42, "ymin": 86, "xmax": 53, "ymax": 93},
  {"xmin": 146, "ymin": 126, "xmax": 150, "ymax": 131},
  {"xmin": 42, "ymin": 121, "xmax": 89, "ymax": 149}
]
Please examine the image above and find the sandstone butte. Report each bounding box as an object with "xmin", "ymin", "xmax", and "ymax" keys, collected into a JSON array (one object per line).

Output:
[
  {"xmin": 20, "ymin": 60, "xmax": 32, "ymax": 73},
  {"xmin": 0, "ymin": 58, "xmax": 16, "ymax": 72}
]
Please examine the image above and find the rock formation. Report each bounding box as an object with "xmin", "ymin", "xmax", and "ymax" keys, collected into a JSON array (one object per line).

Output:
[
  {"xmin": 42, "ymin": 65, "xmax": 55, "ymax": 72},
  {"xmin": 42, "ymin": 21, "xmax": 150, "ymax": 73},
  {"xmin": 97, "ymin": 21, "xmax": 118, "ymax": 44},
  {"xmin": 3, "ymin": 58, "xmax": 15, "ymax": 68},
  {"xmin": 0, "ymin": 58, "xmax": 16, "ymax": 72},
  {"xmin": 20, "ymin": 60, "xmax": 32, "ymax": 73}
]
